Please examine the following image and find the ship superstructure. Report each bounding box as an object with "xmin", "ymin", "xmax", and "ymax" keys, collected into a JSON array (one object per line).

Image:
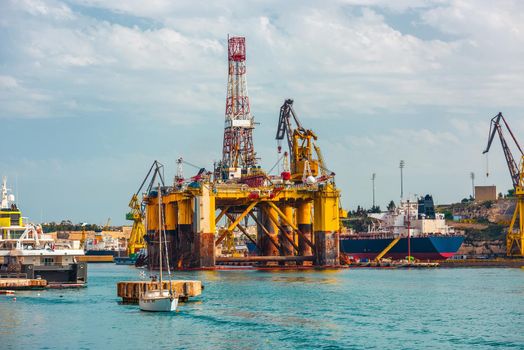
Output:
[
  {"xmin": 366, "ymin": 195, "xmax": 455, "ymax": 237},
  {"xmin": 0, "ymin": 176, "xmax": 22, "ymax": 228}
]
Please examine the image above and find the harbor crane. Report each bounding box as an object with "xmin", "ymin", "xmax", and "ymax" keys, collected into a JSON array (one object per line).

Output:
[
  {"xmin": 483, "ymin": 112, "xmax": 524, "ymax": 256},
  {"xmin": 126, "ymin": 160, "xmax": 165, "ymax": 257},
  {"xmin": 275, "ymin": 99, "xmax": 337, "ymax": 183}
]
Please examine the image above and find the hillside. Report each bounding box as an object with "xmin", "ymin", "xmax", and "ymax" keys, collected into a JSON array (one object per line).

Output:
[{"xmin": 438, "ymin": 199, "xmax": 516, "ymax": 257}]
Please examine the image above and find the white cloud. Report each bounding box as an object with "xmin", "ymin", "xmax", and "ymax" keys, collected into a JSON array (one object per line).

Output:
[
  {"xmin": 16, "ymin": 0, "xmax": 75, "ymax": 20},
  {"xmin": 0, "ymin": 75, "xmax": 19, "ymax": 89},
  {"xmin": 4, "ymin": 0, "xmax": 524, "ymax": 121},
  {"xmin": 1, "ymin": 0, "xmax": 524, "ymax": 217}
]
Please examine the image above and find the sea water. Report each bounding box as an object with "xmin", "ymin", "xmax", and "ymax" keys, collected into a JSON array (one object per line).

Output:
[{"xmin": 1, "ymin": 265, "xmax": 523, "ymax": 349}]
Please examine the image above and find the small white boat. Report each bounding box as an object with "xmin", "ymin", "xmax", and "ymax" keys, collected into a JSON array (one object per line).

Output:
[
  {"xmin": 139, "ymin": 289, "xmax": 178, "ymax": 312},
  {"xmin": 139, "ymin": 184, "xmax": 179, "ymax": 312}
]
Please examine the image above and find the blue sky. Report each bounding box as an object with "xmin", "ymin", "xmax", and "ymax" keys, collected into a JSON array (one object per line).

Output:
[{"xmin": 1, "ymin": 0, "xmax": 524, "ymax": 225}]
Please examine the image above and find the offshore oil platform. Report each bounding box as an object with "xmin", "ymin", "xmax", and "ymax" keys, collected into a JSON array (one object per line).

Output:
[{"xmin": 136, "ymin": 37, "xmax": 346, "ymax": 269}]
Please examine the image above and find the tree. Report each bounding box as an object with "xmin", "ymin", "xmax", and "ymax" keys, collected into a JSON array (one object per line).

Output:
[
  {"xmin": 368, "ymin": 205, "xmax": 381, "ymax": 213},
  {"xmin": 387, "ymin": 200, "xmax": 396, "ymax": 211}
]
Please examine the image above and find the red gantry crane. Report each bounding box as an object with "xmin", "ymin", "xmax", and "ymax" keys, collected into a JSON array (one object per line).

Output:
[{"xmin": 483, "ymin": 112, "xmax": 524, "ymax": 256}]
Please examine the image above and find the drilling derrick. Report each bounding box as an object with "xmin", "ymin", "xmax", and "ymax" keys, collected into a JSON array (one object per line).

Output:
[{"xmin": 220, "ymin": 37, "xmax": 256, "ymax": 180}]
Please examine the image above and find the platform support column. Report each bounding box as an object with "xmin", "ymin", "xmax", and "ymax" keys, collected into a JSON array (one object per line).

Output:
[
  {"xmin": 313, "ymin": 184, "xmax": 340, "ymax": 266},
  {"xmin": 192, "ymin": 184, "xmax": 216, "ymax": 268},
  {"xmin": 164, "ymin": 202, "xmax": 178, "ymax": 267},
  {"xmin": 177, "ymin": 198, "xmax": 193, "ymax": 268},
  {"xmin": 257, "ymin": 204, "xmax": 280, "ymax": 257},
  {"xmin": 297, "ymin": 201, "xmax": 313, "ymax": 259},
  {"xmin": 145, "ymin": 197, "xmax": 160, "ymax": 268},
  {"xmin": 279, "ymin": 204, "xmax": 294, "ymax": 257}
]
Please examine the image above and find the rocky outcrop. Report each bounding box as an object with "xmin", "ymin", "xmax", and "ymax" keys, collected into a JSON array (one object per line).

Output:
[
  {"xmin": 443, "ymin": 199, "xmax": 515, "ymax": 224},
  {"xmin": 458, "ymin": 240, "xmax": 505, "ymax": 257}
]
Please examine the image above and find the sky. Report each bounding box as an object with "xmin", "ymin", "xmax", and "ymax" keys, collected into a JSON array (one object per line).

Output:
[{"xmin": 1, "ymin": 0, "xmax": 524, "ymax": 225}]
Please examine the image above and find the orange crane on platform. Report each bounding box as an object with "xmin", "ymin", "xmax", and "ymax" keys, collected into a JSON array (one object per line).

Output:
[{"xmin": 483, "ymin": 112, "xmax": 524, "ymax": 256}]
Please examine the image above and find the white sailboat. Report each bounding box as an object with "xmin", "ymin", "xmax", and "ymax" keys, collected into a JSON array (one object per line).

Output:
[{"xmin": 139, "ymin": 185, "xmax": 178, "ymax": 312}]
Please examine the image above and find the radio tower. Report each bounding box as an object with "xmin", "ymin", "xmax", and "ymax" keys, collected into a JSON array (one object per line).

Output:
[{"xmin": 220, "ymin": 36, "xmax": 256, "ymax": 180}]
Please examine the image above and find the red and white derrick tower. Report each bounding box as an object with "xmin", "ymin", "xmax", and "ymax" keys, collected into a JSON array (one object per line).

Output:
[{"xmin": 220, "ymin": 36, "xmax": 256, "ymax": 180}]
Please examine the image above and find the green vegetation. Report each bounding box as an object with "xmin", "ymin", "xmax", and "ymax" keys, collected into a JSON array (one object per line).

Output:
[
  {"xmin": 41, "ymin": 220, "xmax": 117, "ymax": 233},
  {"xmin": 344, "ymin": 204, "xmax": 387, "ymax": 232},
  {"xmin": 387, "ymin": 200, "xmax": 396, "ymax": 211},
  {"xmin": 342, "ymin": 216, "xmax": 375, "ymax": 232},
  {"xmin": 443, "ymin": 210, "xmax": 453, "ymax": 220},
  {"xmin": 482, "ymin": 200, "xmax": 493, "ymax": 209}
]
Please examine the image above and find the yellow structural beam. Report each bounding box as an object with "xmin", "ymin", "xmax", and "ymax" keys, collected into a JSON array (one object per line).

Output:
[
  {"xmin": 226, "ymin": 201, "xmax": 258, "ymax": 233},
  {"xmin": 215, "ymin": 201, "xmax": 259, "ymax": 246},
  {"xmin": 215, "ymin": 206, "xmax": 230, "ymax": 225},
  {"xmin": 262, "ymin": 205, "xmax": 299, "ymax": 253},
  {"xmin": 375, "ymin": 236, "xmax": 401, "ymax": 261},
  {"xmin": 225, "ymin": 212, "xmax": 259, "ymax": 249},
  {"xmin": 267, "ymin": 201, "xmax": 314, "ymax": 249},
  {"xmin": 248, "ymin": 212, "xmax": 281, "ymax": 251}
]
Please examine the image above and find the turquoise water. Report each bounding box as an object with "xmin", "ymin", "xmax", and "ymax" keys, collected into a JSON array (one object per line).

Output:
[{"xmin": 1, "ymin": 265, "xmax": 523, "ymax": 349}]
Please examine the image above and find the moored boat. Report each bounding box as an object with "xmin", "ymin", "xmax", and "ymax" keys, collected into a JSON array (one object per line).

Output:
[
  {"xmin": 340, "ymin": 195, "xmax": 464, "ymax": 261},
  {"xmin": 0, "ymin": 177, "xmax": 87, "ymax": 285},
  {"xmin": 340, "ymin": 235, "xmax": 464, "ymax": 260},
  {"xmin": 139, "ymin": 184, "xmax": 178, "ymax": 312},
  {"xmin": 139, "ymin": 289, "xmax": 178, "ymax": 312}
]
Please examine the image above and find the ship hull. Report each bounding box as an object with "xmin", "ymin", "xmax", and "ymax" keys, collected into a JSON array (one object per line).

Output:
[
  {"xmin": 340, "ymin": 236, "xmax": 464, "ymax": 260},
  {"xmin": 85, "ymin": 249, "xmax": 126, "ymax": 257}
]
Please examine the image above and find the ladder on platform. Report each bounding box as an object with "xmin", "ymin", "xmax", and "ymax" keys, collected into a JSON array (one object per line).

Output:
[{"xmin": 375, "ymin": 236, "xmax": 401, "ymax": 261}]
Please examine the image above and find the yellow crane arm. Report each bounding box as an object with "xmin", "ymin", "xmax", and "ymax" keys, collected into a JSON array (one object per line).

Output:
[
  {"xmin": 126, "ymin": 194, "xmax": 146, "ymax": 256},
  {"xmin": 313, "ymin": 143, "xmax": 327, "ymax": 177},
  {"xmin": 375, "ymin": 237, "xmax": 401, "ymax": 261}
]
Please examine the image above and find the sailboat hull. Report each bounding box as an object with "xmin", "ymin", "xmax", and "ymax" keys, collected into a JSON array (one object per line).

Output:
[{"xmin": 139, "ymin": 290, "xmax": 178, "ymax": 312}]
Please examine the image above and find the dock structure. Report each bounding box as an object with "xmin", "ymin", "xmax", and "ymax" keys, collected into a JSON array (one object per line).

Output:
[
  {"xmin": 117, "ymin": 280, "xmax": 202, "ymax": 303},
  {"xmin": 0, "ymin": 278, "xmax": 47, "ymax": 290}
]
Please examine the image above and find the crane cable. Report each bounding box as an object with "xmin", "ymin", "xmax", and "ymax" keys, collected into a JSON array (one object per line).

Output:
[{"xmin": 267, "ymin": 152, "xmax": 287, "ymax": 175}]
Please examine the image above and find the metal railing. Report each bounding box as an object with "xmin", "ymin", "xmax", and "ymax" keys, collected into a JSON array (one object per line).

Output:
[{"xmin": 0, "ymin": 272, "xmax": 28, "ymax": 279}]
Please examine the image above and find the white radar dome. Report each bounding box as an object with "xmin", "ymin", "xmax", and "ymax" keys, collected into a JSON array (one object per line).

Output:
[
  {"xmin": 305, "ymin": 176, "xmax": 317, "ymax": 185},
  {"xmin": 8, "ymin": 194, "xmax": 15, "ymax": 202}
]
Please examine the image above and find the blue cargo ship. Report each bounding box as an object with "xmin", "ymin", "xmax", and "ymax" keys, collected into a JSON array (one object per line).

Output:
[
  {"xmin": 340, "ymin": 195, "xmax": 464, "ymax": 260},
  {"xmin": 339, "ymin": 235, "xmax": 464, "ymax": 260}
]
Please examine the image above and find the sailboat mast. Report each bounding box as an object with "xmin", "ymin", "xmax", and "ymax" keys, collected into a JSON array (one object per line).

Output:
[{"xmin": 158, "ymin": 184, "xmax": 163, "ymax": 285}]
